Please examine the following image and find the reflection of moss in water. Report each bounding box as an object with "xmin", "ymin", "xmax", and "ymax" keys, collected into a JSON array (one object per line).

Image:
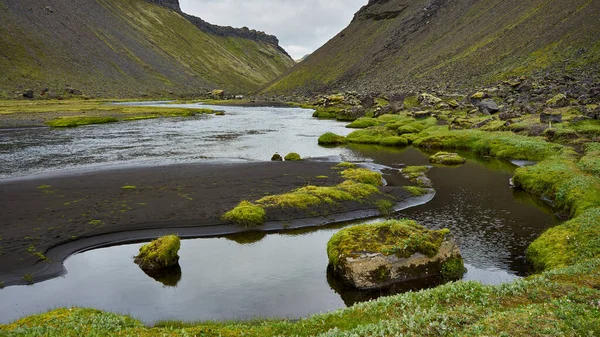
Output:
[
  {"xmin": 141, "ymin": 263, "xmax": 182, "ymax": 287},
  {"xmin": 512, "ymin": 189, "xmax": 558, "ymax": 218},
  {"xmin": 224, "ymin": 231, "xmax": 267, "ymax": 245}
]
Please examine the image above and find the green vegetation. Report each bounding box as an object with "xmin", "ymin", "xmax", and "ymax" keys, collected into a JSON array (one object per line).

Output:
[
  {"xmin": 312, "ymin": 107, "xmax": 340, "ymax": 119},
  {"xmin": 429, "ymin": 152, "xmax": 467, "ymax": 165},
  {"xmin": 121, "ymin": 185, "xmax": 137, "ymax": 190},
  {"xmin": 441, "ymin": 257, "xmax": 466, "ymax": 281},
  {"xmin": 346, "ymin": 127, "xmax": 396, "ymax": 144},
  {"xmin": 327, "ymin": 220, "xmax": 452, "ymax": 268},
  {"xmin": 221, "ymin": 201, "xmax": 266, "ymax": 227},
  {"xmin": 401, "ymin": 166, "xmax": 430, "ymax": 181},
  {"xmin": 403, "ymin": 186, "xmax": 429, "ymax": 196},
  {"xmin": 578, "ymin": 143, "xmax": 600, "ymax": 176},
  {"xmin": 333, "ymin": 162, "xmax": 356, "ymax": 169},
  {"xmin": 379, "ymin": 136, "xmax": 409, "ymax": 147},
  {"xmin": 134, "ymin": 235, "xmax": 180, "ymax": 270},
  {"xmin": 375, "ymin": 199, "xmax": 395, "ymax": 216},
  {"xmin": 340, "ymin": 168, "xmax": 382, "ymax": 186},
  {"xmin": 346, "ymin": 117, "xmax": 383, "ymax": 129},
  {"xmin": 284, "ymin": 152, "xmax": 302, "ymax": 161},
  {"xmin": 46, "ymin": 116, "xmax": 118, "ymax": 127},
  {"xmin": 318, "ymin": 132, "xmax": 347, "ymax": 145}
]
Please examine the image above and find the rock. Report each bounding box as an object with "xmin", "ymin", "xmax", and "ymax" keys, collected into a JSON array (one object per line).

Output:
[
  {"xmin": 435, "ymin": 102, "xmax": 449, "ymax": 110},
  {"xmin": 374, "ymin": 105, "xmax": 392, "ymax": 117},
  {"xmin": 271, "ymin": 153, "xmax": 283, "ymax": 161},
  {"xmin": 67, "ymin": 87, "xmax": 82, "ymax": 95},
  {"xmin": 477, "ymin": 99, "xmax": 500, "ymax": 115},
  {"xmin": 413, "ymin": 111, "xmax": 432, "ymax": 119},
  {"xmin": 388, "ymin": 93, "xmax": 405, "ymax": 112},
  {"xmin": 211, "ymin": 89, "xmax": 224, "ymax": 99},
  {"xmin": 284, "ymin": 152, "xmax": 301, "ymax": 161},
  {"xmin": 570, "ymin": 116, "xmax": 591, "ymax": 123},
  {"xmin": 327, "ymin": 220, "xmax": 464, "ymax": 290},
  {"xmin": 429, "ymin": 152, "xmax": 466, "ymax": 165},
  {"xmin": 546, "ymin": 94, "xmax": 569, "ymax": 108},
  {"xmin": 471, "ymin": 118, "xmax": 495, "ymax": 129},
  {"xmin": 22, "ymin": 89, "xmax": 34, "ymax": 99},
  {"xmin": 540, "ymin": 112, "xmax": 563, "ymax": 124},
  {"xmin": 470, "ymin": 91, "xmax": 489, "ymax": 104},
  {"xmin": 498, "ymin": 111, "xmax": 521, "ymax": 121},
  {"xmin": 134, "ymin": 235, "xmax": 180, "ymax": 271},
  {"xmin": 447, "ymin": 99, "xmax": 460, "ymax": 109},
  {"xmin": 418, "ymin": 93, "xmax": 442, "ymax": 106}
]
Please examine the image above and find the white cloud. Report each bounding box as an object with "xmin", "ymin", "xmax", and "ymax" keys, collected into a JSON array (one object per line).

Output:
[{"xmin": 179, "ymin": 0, "xmax": 367, "ymax": 59}]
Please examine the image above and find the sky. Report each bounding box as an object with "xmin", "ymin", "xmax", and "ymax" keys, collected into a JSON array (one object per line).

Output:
[{"xmin": 179, "ymin": 0, "xmax": 367, "ymax": 60}]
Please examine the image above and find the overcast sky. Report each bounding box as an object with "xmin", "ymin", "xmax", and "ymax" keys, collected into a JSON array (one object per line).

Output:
[{"xmin": 179, "ymin": 0, "xmax": 367, "ymax": 60}]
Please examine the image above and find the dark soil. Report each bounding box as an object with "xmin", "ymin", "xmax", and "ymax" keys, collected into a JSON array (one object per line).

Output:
[{"xmin": 0, "ymin": 161, "xmax": 414, "ymax": 286}]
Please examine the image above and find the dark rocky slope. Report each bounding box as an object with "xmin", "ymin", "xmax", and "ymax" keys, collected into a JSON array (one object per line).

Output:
[
  {"xmin": 0, "ymin": 0, "xmax": 294, "ymax": 98},
  {"xmin": 265, "ymin": 0, "xmax": 600, "ymax": 95}
]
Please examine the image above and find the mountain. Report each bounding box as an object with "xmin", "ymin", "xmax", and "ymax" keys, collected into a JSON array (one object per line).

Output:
[
  {"xmin": 0, "ymin": 0, "xmax": 294, "ymax": 98},
  {"xmin": 265, "ymin": 0, "xmax": 600, "ymax": 95}
]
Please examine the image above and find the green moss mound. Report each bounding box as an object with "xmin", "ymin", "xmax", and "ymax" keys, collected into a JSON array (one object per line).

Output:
[
  {"xmin": 327, "ymin": 220, "xmax": 452, "ymax": 268},
  {"xmin": 340, "ymin": 168, "xmax": 382, "ymax": 186},
  {"xmin": 380, "ymin": 136, "xmax": 409, "ymax": 147},
  {"xmin": 346, "ymin": 118, "xmax": 382, "ymax": 129},
  {"xmin": 429, "ymin": 151, "xmax": 467, "ymax": 165},
  {"xmin": 403, "ymin": 186, "xmax": 429, "ymax": 196},
  {"xmin": 346, "ymin": 127, "xmax": 397, "ymax": 144},
  {"xmin": 222, "ymin": 201, "xmax": 266, "ymax": 227},
  {"xmin": 441, "ymin": 256, "xmax": 466, "ymax": 281},
  {"xmin": 284, "ymin": 152, "xmax": 302, "ymax": 161},
  {"xmin": 318, "ymin": 132, "xmax": 347, "ymax": 145},
  {"xmin": 577, "ymin": 143, "xmax": 600, "ymax": 177},
  {"xmin": 134, "ymin": 235, "xmax": 180, "ymax": 270},
  {"xmin": 46, "ymin": 116, "xmax": 119, "ymax": 128}
]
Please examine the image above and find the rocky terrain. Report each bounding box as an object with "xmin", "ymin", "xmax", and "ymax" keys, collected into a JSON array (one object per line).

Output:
[
  {"xmin": 0, "ymin": 0, "xmax": 294, "ymax": 98},
  {"xmin": 265, "ymin": 0, "xmax": 600, "ymax": 96}
]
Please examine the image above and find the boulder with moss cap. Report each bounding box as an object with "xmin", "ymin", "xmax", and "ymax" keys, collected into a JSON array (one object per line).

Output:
[
  {"xmin": 429, "ymin": 152, "xmax": 466, "ymax": 165},
  {"xmin": 134, "ymin": 235, "xmax": 181, "ymax": 271},
  {"xmin": 327, "ymin": 220, "xmax": 464, "ymax": 289}
]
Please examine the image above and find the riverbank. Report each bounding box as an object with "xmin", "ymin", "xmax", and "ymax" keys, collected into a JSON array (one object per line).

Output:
[{"xmin": 0, "ymin": 160, "xmax": 421, "ymax": 286}]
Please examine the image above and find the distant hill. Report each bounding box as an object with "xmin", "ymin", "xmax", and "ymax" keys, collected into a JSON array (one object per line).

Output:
[
  {"xmin": 264, "ymin": 0, "xmax": 600, "ymax": 95},
  {"xmin": 295, "ymin": 54, "xmax": 311, "ymax": 63},
  {"xmin": 0, "ymin": 0, "xmax": 294, "ymax": 98}
]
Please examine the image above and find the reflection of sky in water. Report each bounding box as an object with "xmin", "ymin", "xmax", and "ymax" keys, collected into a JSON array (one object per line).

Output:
[{"xmin": 0, "ymin": 106, "xmax": 557, "ymax": 324}]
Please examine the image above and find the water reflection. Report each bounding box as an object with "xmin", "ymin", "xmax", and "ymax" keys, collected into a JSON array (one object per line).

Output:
[
  {"xmin": 141, "ymin": 263, "xmax": 182, "ymax": 287},
  {"xmin": 224, "ymin": 232, "xmax": 267, "ymax": 245}
]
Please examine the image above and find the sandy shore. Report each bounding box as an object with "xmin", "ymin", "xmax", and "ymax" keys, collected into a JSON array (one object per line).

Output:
[{"xmin": 0, "ymin": 160, "xmax": 421, "ymax": 286}]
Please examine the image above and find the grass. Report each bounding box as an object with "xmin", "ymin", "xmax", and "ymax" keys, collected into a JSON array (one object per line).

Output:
[
  {"xmin": 577, "ymin": 142, "xmax": 600, "ymax": 176},
  {"xmin": 429, "ymin": 152, "xmax": 467, "ymax": 165},
  {"xmin": 375, "ymin": 199, "xmax": 395, "ymax": 216},
  {"xmin": 221, "ymin": 201, "xmax": 266, "ymax": 227},
  {"xmin": 46, "ymin": 116, "xmax": 118, "ymax": 127},
  {"xmin": 318, "ymin": 132, "xmax": 347, "ymax": 145},
  {"xmin": 134, "ymin": 235, "xmax": 180, "ymax": 270},
  {"xmin": 121, "ymin": 185, "xmax": 137, "ymax": 190},
  {"xmin": 326, "ymin": 220, "xmax": 452, "ymax": 268}
]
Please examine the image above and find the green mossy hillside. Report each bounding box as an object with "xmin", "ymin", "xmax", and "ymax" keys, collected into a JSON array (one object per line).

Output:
[
  {"xmin": 327, "ymin": 220, "xmax": 451, "ymax": 268},
  {"xmin": 134, "ymin": 235, "xmax": 180, "ymax": 270}
]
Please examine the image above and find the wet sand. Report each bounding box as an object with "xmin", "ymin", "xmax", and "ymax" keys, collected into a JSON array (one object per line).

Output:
[{"xmin": 0, "ymin": 160, "xmax": 415, "ymax": 286}]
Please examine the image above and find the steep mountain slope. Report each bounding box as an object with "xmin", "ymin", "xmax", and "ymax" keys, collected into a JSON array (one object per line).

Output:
[
  {"xmin": 265, "ymin": 0, "xmax": 600, "ymax": 95},
  {"xmin": 0, "ymin": 0, "xmax": 294, "ymax": 98}
]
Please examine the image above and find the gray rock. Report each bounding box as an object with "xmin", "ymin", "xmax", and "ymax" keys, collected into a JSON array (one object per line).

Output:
[
  {"xmin": 22, "ymin": 89, "xmax": 34, "ymax": 99},
  {"xmin": 477, "ymin": 99, "xmax": 500, "ymax": 114},
  {"xmin": 540, "ymin": 112, "xmax": 563, "ymax": 124},
  {"xmin": 418, "ymin": 93, "xmax": 442, "ymax": 106},
  {"xmin": 388, "ymin": 93, "xmax": 405, "ymax": 112}
]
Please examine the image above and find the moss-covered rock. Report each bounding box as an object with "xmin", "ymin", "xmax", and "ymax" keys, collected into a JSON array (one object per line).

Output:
[
  {"xmin": 221, "ymin": 201, "xmax": 266, "ymax": 227},
  {"xmin": 379, "ymin": 136, "xmax": 409, "ymax": 147},
  {"xmin": 546, "ymin": 94, "xmax": 569, "ymax": 108},
  {"xmin": 134, "ymin": 235, "xmax": 181, "ymax": 271},
  {"xmin": 318, "ymin": 132, "xmax": 347, "ymax": 145},
  {"xmin": 271, "ymin": 153, "xmax": 283, "ymax": 161},
  {"xmin": 327, "ymin": 220, "xmax": 463, "ymax": 289},
  {"xmin": 284, "ymin": 152, "xmax": 302, "ymax": 161},
  {"xmin": 429, "ymin": 152, "xmax": 467, "ymax": 165}
]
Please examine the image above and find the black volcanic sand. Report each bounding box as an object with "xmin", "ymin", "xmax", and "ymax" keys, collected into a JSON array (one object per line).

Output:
[{"xmin": 0, "ymin": 161, "xmax": 414, "ymax": 286}]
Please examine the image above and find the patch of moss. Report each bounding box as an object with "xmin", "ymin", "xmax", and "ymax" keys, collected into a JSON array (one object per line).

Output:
[
  {"xmin": 312, "ymin": 107, "xmax": 340, "ymax": 119},
  {"xmin": 340, "ymin": 168, "xmax": 382, "ymax": 186},
  {"xmin": 375, "ymin": 199, "xmax": 395, "ymax": 216},
  {"xmin": 346, "ymin": 127, "xmax": 397, "ymax": 144},
  {"xmin": 284, "ymin": 152, "xmax": 302, "ymax": 161},
  {"xmin": 334, "ymin": 161, "xmax": 356, "ymax": 169},
  {"xmin": 403, "ymin": 186, "xmax": 428, "ymax": 196},
  {"xmin": 346, "ymin": 118, "xmax": 383, "ymax": 129},
  {"xmin": 221, "ymin": 201, "xmax": 266, "ymax": 227},
  {"xmin": 441, "ymin": 256, "xmax": 466, "ymax": 281},
  {"xmin": 577, "ymin": 143, "xmax": 600, "ymax": 177},
  {"xmin": 318, "ymin": 132, "xmax": 347, "ymax": 145},
  {"xmin": 134, "ymin": 235, "xmax": 180, "ymax": 270},
  {"xmin": 327, "ymin": 220, "xmax": 451, "ymax": 268},
  {"xmin": 46, "ymin": 116, "xmax": 118, "ymax": 128},
  {"xmin": 380, "ymin": 136, "xmax": 409, "ymax": 147},
  {"xmin": 429, "ymin": 151, "xmax": 467, "ymax": 165},
  {"xmin": 121, "ymin": 185, "xmax": 137, "ymax": 190}
]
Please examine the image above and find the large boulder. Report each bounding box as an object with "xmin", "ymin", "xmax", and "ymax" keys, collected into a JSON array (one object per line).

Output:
[
  {"xmin": 418, "ymin": 93, "xmax": 442, "ymax": 106},
  {"xmin": 477, "ymin": 99, "xmax": 500, "ymax": 114},
  {"xmin": 134, "ymin": 235, "xmax": 181, "ymax": 271},
  {"xmin": 429, "ymin": 152, "xmax": 466, "ymax": 165},
  {"xmin": 327, "ymin": 220, "xmax": 464, "ymax": 290},
  {"xmin": 546, "ymin": 94, "xmax": 569, "ymax": 108},
  {"xmin": 388, "ymin": 93, "xmax": 405, "ymax": 112},
  {"xmin": 540, "ymin": 112, "xmax": 563, "ymax": 124}
]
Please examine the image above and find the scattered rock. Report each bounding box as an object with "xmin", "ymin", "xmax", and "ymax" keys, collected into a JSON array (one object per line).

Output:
[
  {"xmin": 570, "ymin": 116, "xmax": 591, "ymax": 123},
  {"xmin": 413, "ymin": 111, "xmax": 432, "ymax": 119},
  {"xmin": 429, "ymin": 152, "xmax": 466, "ymax": 165},
  {"xmin": 67, "ymin": 87, "xmax": 82, "ymax": 95},
  {"xmin": 388, "ymin": 93, "xmax": 405, "ymax": 112},
  {"xmin": 22, "ymin": 89, "xmax": 34, "ymax": 99},
  {"xmin": 498, "ymin": 111, "xmax": 521, "ymax": 121},
  {"xmin": 471, "ymin": 118, "xmax": 495, "ymax": 129},
  {"xmin": 546, "ymin": 94, "xmax": 569, "ymax": 108},
  {"xmin": 134, "ymin": 235, "xmax": 181, "ymax": 271},
  {"xmin": 477, "ymin": 99, "xmax": 500, "ymax": 115},
  {"xmin": 540, "ymin": 112, "xmax": 563, "ymax": 124},
  {"xmin": 327, "ymin": 220, "xmax": 464, "ymax": 290},
  {"xmin": 470, "ymin": 91, "xmax": 489, "ymax": 104},
  {"xmin": 211, "ymin": 89, "xmax": 225, "ymax": 99},
  {"xmin": 447, "ymin": 100, "xmax": 459, "ymax": 109},
  {"xmin": 271, "ymin": 153, "xmax": 283, "ymax": 161},
  {"xmin": 418, "ymin": 93, "xmax": 442, "ymax": 106}
]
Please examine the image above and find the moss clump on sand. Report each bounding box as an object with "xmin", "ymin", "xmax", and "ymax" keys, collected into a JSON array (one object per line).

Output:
[
  {"xmin": 333, "ymin": 161, "xmax": 356, "ymax": 169},
  {"xmin": 379, "ymin": 136, "xmax": 409, "ymax": 147},
  {"xmin": 221, "ymin": 201, "xmax": 266, "ymax": 227},
  {"xmin": 284, "ymin": 152, "xmax": 302, "ymax": 161},
  {"xmin": 401, "ymin": 166, "xmax": 429, "ymax": 180},
  {"xmin": 429, "ymin": 152, "xmax": 467, "ymax": 165},
  {"xmin": 46, "ymin": 116, "xmax": 118, "ymax": 128},
  {"xmin": 340, "ymin": 168, "xmax": 382, "ymax": 186},
  {"xmin": 326, "ymin": 220, "xmax": 452, "ymax": 268},
  {"xmin": 134, "ymin": 235, "xmax": 180, "ymax": 270},
  {"xmin": 403, "ymin": 186, "xmax": 429, "ymax": 196},
  {"xmin": 318, "ymin": 132, "xmax": 347, "ymax": 145}
]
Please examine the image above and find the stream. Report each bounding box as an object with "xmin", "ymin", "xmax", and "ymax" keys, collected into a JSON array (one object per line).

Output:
[{"xmin": 0, "ymin": 103, "xmax": 557, "ymax": 324}]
